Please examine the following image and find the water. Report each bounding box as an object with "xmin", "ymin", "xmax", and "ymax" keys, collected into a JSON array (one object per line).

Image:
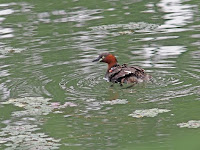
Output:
[{"xmin": 0, "ymin": 0, "xmax": 200, "ymax": 149}]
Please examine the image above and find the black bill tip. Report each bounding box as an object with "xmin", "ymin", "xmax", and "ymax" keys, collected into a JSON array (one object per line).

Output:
[{"xmin": 92, "ymin": 57, "xmax": 100, "ymax": 62}]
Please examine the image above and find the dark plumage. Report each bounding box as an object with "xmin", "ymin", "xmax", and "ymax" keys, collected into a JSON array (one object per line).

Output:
[{"xmin": 92, "ymin": 53, "xmax": 151, "ymax": 85}]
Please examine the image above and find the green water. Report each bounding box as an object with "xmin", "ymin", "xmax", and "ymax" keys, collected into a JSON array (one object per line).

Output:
[{"xmin": 0, "ymin": 0, "xmax": 200, "ymax": 149}]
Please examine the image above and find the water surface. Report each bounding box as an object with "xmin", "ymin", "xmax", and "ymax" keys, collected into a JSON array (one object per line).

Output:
[{"xmin": 0, "ymin": 0, "xmax": 200, "ymax": 149}]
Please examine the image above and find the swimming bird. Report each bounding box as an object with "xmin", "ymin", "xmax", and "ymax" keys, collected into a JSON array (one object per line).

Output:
[{"xmin": 92, "ymin": 53, "xmax": 151, "ymax": 85}]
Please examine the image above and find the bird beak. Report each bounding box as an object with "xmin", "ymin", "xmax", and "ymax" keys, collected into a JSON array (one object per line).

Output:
[{"xmin": 92, "ymin": 57, "xmax": 102, "ymax": 62}]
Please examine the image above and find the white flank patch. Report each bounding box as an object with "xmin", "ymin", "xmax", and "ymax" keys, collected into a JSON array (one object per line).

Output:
[{"xmin": 124, "ymin": 71, "xmax": 132, "ymax": 74}]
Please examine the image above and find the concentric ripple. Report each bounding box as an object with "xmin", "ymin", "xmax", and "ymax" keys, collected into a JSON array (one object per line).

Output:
[
  {"xmin": 140, "ymin": 69, "xmax": 200, "ymax": 103},
  {"xmin": 59, "ymin": 71, "xmax": 109, "ymax": 101}
]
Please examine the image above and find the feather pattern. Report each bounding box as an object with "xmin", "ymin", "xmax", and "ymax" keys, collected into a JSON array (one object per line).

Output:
[{"xmin": 106, "ymin": 64, "xmax": 151, "ymax": 84}]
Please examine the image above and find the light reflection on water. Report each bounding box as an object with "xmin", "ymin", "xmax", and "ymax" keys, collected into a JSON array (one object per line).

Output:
[
  {"xmin": 38, "ymin": 8, "xmax": 103, "ymax": 25},
  {"xmin": 0, "ymin": 0, "xmax": 200, "ymax": 149},
  {"xmin": 0, "ymin": 5, "xmax": 14, "ymax": 39},
  {"xmin": 158, "ymin": 0, "xmax": 196, "ymax": 31},
  {"xmin": 131, "ymin": 45, "xmax": 186, "ymax": 68}
]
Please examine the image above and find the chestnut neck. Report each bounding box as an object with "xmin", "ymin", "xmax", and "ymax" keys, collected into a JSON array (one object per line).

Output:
[
  {"xmin": 102, "ymin": 54, "xmax": 118, "ymax": 72},
  {"xmin": 107, "ymin": 62, "xmax": 117, "ymax": 71}
]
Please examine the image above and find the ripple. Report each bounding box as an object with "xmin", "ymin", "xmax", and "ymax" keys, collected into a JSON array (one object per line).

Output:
[
  {"xmin": 0, "ymin": 4, "xmax": 15, "ymax": 40},
  {"xmin": 59, "ymin": 72, "xmax": 106, "ymax": 99},
  {"xmin": 90, "ymin": 22, "xmax": 158, "ymax": 31},
  {"xmin": 58, "ymin": 65, "xmax": 130, "ymax": 113},
  {"xmin": 130, "ymin": 45, "xmax": 186, "ymax": 69},
  {"xmin": 37, "ymin": 8, "xmax": 103, "ymax": 26},
  {"xmin": 89, "ymin": 22, "xmax": 159, "ymax": 36},
  {"xmin": 137, "ymin": 69, "xmax": 200, "ymax": 104},
  {"xmin": 100, "ymin": 99, "xmax": 128, "ymax": 105},
  {"xmin": 0, "ymin": 83, "xmax": 10, "ymax": 100},
  {"xmin": 0, "ymin": 9, "xmax": 14, "ymax": 16},
  {"xmin": 128, "ymin": 108, "xmax": 171, "ymax": 118},
  {"xmin": 157, "ymin": 0, "xmax": 196, "ymax": 32},
  {"xmin": 0, "ymin": 46, "xmax": 25, "ymax": 55},
  {"xmin": 182, "ymin": 51, "xmax": 200, "ymax": 80}
]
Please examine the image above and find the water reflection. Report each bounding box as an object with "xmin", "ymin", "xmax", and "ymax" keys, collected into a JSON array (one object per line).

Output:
[
  {"xmin": 158, "ymin": 0, "xmax": 196, "ymax": 32},
  {"xmin": 38, "ymin": 8, "xmax": 103, "ymax": 26},
  {"xmin": 0, "ymin": 8, "xmax": 14, "ymax": 15},
  {"xmin": 0, "ymin": 4, "xmax": 15, "ymax": 39},
  {"xmin": 131, "ymin": 45, "xmax": 186, "ymax": 68},
  {"xmin": 0, "ymin": 83, "xmax": 10, "ymax": 100},
  {"xmin": 183, "ymin": 51, "xmax": 200, "ymax": 80},
  {"xmin": 0, "ymin": 64, "xmax": 10, "ymax": 100}
]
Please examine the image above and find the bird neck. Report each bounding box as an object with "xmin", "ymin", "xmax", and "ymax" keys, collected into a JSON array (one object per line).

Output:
[{"xmin": 107, "ymin": 62, "xmax": 118, "ymax": 72}]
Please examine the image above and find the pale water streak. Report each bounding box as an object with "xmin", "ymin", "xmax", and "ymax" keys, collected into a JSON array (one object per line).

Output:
[{"xmin": 158, "ymin": 0, "xmax": 196, "ymax": 31}]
